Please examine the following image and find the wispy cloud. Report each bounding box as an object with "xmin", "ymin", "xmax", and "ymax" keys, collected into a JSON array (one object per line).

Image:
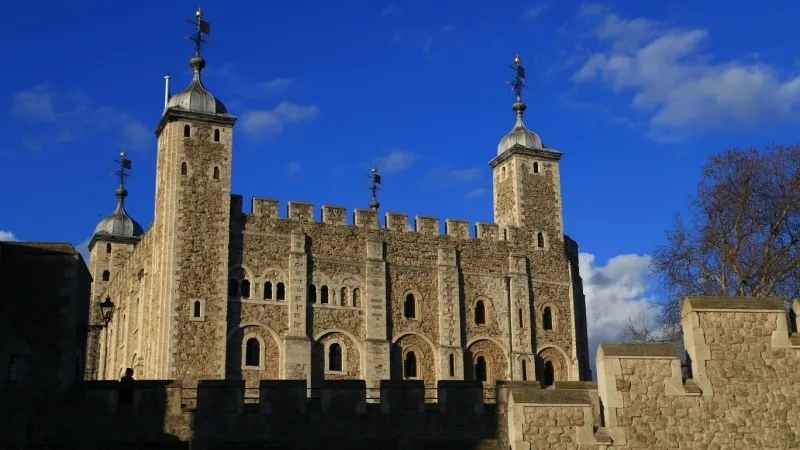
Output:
[
  {"xmin": 466, "ymin": 188, "xmax": 487, "ymax": 199},
  {"xmin": 240, "ymin": 102, "xmax": 320, "ymax": 139},
  {"xmin": 285, "ymin": 161, "xmax": 301, "ymax": 176},
  {"xmin": 10, "ymin": 84, "xmax": 151, "ymax": 150},
  {"xmin": 74, "ymin": 237, "xmax": 91, "ymax": 266},
  {"xmin": 374, "ymin": 150, "xmax": 417, "ymax": 174},
  {"xmin": 0, "ymin": 230, "xmax": 18, "ymax": 241},
  {"xmin": 422, "ymin": 37, "xmax": 434, "ymax": 55},
  {"xmin": 422, "ymin": 26, "xmax": 456, "ymax": 58},
  {"xmin": 525, "ymin": 5, "xmax": 547, "ymax": 21},
  {"xmin": 380, "ymin": 5, "xmax": 398, "ymax": 18},
  {"xmin": 426, "ymin": 166, "xmax": 483, "ymax": 188},
  {"xmin": 569, "ymin": 6, "xmax": 800, "ymax": 140},
  {"xmin": 215, "ymin": 64, "xmax": 298, "ymax": 98}
]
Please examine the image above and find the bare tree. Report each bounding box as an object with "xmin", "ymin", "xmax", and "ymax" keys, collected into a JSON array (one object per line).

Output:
[{"xmin": 623, "ymin": 143, "xmax": 800, "ymax": 344}]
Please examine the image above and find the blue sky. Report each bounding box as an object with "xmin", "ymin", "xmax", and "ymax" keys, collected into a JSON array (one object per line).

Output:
[{"xmin": 2, "ymin": 0, "xmax": 799, "ymax": 360}]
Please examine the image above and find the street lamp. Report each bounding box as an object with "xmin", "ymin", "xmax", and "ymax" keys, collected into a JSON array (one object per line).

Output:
[{"xmin": 87, "ymin": 297, "xmax": 115, "ymax": 332}]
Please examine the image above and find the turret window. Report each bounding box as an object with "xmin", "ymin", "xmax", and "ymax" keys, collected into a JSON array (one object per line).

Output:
[
  {"xmin": 320, "ymin": 286, "xmax": 329, "ymax": 304},
  {"xmin": 105, "ymin": 243, "xmax": 112, "ymax": 254},
  {"xmin": 352, "ymin": 288, "xmax": 361, "ymax": 307},
  {"xmin": 183, "ymin": 125, "xmax": 191, "ymax": 137},
  {"xmin": 276, "ymin": 282, "xmax": 285, "ymax": 301},
  {"xmin": 241, "ymin": 280, "xmax": 251, "ymax": 299},
  {"xmin": 193, "ymin": 301, "xmax": 201, "ymax": 318},
  {"xmin": 537, "ymin": 232, "xmax": 545, "ymax": 248},
  {"xmin": 403, "ymin": 294, "xmax": 417, "ymax": 319},
  {"xmin": 181, "ymin": 162, "xmax": 187, "ymax": 176},
  {"xmin": 264, "ymin": 282, "xmax": 272, "ymax": 300},
  {"xmin": 214, "ymin": 129, "xmax": 220, "ymax": 142},
  {"xmin": 475, "ymin": 300, "xmax": 487, "ymax": 325},
  {"xmin": 308, "ymin": 284, "xmax": 317, "ymax": 303},
  {"xmin": 102, "ymin": 270, "xmax": 110, "ymax": 281},
  {"xmin": 449, "ymin": 353, "xmax": 456, "ymax": 377},
  {"xmin": 340, "ymin": 287, "xmax": 348, "ymax": 306},
  {"xmin": 533, "ymin": 162, "xmax": 539, "ymax": 174},
  {"xmin": 543, "ymin": 306, "xmax": 553, "ymax": 331},
  {"xmin": 213, "ymin": 166, "xmax": 220, "ymax": 180}
]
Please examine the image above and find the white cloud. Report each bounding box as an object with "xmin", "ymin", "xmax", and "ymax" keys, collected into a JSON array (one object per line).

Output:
[
  {"xmin": 214, "ymin": 65, "xmax": 297, "ymax": 98},
  {"xmin": 426, "ymin": 166, "xmax": 483, "ymax": 188},
  {"xmin": 579, "ymin": 252, "xmax": 659, "ymax": 372},
  {"xmin": 285, "ymin": 161, "xmax": 301, "ymax": 176},
  {"xmin": 466, "ymin": 188, "xmax": 487, "ymax": 199},
  {"xmin": 11, "ymin": 84, "xmax": 152, "ymax": 149},
  {"xmin": 572, "ymin": 8, "xmax": 800, "ymax": 139},
  {"xmin": 74, "ymin": 237, "xmax": 91, "ymax": 266},
  {"xmin": 375, "ymin": 150, "xmax": 417, "ymax": 174},
  {"xmin": 0, "ymin": 230, "xmax": 18, "ymax": 241},
  {"xmin": 241, "ymin": 102, "xmax": 319, "ymax": 139}
]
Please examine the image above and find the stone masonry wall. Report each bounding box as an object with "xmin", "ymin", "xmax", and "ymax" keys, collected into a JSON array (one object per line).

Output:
[
  {"xmin": 224, "ymin": 196, "xmax": 587, "ymax": 394},
  {"xmin": 506, "ymin": 296, "xmax": 800, "ymax": 449}
]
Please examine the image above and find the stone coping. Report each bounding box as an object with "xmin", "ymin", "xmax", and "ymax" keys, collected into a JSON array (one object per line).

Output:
[
  {"xmin": 597, "ymin": 343, "xmax": 679, "ymax": 359},
  {"xmin": 685, "ymin": 296, "xmax": 785, "ymax": 312}
]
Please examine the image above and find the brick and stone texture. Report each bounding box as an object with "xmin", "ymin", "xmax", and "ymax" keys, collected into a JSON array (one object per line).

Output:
[{"xmin": 90, "ymin": 94, "xmax": 591, "ymax": 394}]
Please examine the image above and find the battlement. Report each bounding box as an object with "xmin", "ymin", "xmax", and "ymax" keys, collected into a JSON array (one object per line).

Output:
[{"xmin": 234, "ymin": 195, "xmax": 520, "ymax": 242}]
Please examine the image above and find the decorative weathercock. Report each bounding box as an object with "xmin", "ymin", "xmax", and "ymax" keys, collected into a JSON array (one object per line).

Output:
[
  {"xmin": 367, "ymin": 166, "xmax": 382, "ymax": 211},
  {"xmin": 506, "ymin": 54, "xmax": 527, "ymax": 117},
  {"xmin": 113, "ymin": 149, "xmax": 133, "ymax": 197},
  {"xmin": 186, "ymin": 8, "xmax": 211, "ymax": 57}
]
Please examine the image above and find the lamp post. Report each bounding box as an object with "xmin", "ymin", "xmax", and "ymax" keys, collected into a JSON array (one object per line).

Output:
[{"xmin": 87, "ymin": 297, "xmax": 115, "ymax": 332}]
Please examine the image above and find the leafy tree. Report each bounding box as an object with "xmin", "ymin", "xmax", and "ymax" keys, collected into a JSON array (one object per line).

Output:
[{"xmin": 622, "ymin": 143, "xmax": 800, "ymax": 344}]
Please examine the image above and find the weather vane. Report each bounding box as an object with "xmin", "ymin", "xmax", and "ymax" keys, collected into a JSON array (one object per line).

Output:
[
  {"xmin": 112, "ymin": 149, "xmax": 133, "ymax": 189},
  {"xmin": 367, "ymin": 166, "xmax": 381, "ymax": 211},
  {"xmin": 185, "ymin": 7, "xmax": 211, "ymax": 56},
  {"xmin": 506, "ymin": 54, "xmax": 527, "ymax": 101}
]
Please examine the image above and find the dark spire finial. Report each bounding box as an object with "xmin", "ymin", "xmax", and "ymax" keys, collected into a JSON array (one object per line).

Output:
[
  {"xmin": 112, "ymin": 149, "xmax": 133, "ymax": 203},
  {"xmin": 506, "ymin": 54, "xmax": 528, "ymax": 125},
  {"xmin": 367, "ymin": 166, "xmax": 382, "ymax": 211},
  {"xmin": 185, "ymin": 8, "xmax": 211, "ymax": 77}
]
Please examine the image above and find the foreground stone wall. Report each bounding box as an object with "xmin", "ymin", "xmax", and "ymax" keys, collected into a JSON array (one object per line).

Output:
[
  {"xmin": 2, "ymin": 297, "xmax": 797, "ymax": 449},
  {"xmin": 507, "ymin": 296, "xmax": 800, "ymax": 449}
]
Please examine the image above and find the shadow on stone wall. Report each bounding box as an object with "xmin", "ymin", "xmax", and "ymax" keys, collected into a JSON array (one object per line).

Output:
[{"xmin": 0, "ymin": 380, "xmax": 186, "ymax": 448}]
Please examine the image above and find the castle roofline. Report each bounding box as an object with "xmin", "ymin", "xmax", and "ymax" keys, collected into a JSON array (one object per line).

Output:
[
  {"xmin": 155, "ymin": 107, "xmax": 237, "ymax": 137},
  {"xmin": 488, "ymin": 145, "xmax": 563, "ymax": 168}
]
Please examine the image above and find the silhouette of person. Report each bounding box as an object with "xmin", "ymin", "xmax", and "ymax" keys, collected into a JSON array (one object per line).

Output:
[{"xmin": 118, "ymin": 367, "xmax": 135, "ymax": 405}]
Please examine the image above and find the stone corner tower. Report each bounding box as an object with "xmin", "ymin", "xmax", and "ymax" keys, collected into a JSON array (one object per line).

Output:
[
  {"xmin": 152, "ymin": 8, "xmax": 237, "ymax": 384},
  {"xmin": 86, "ymin": 150, "xmax": 144, "ymax": 380},
  {"xmin": 489, "ymin": 55, "xmax": 590, "ymax": 382}
]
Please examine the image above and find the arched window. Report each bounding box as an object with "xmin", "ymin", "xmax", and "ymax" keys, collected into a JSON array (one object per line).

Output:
[
  {"xmin": 213, "ymin": 166, "xmax": 220, "ymax": 180},
  {"xmin": 537, "ymin": 232, "xmax": 545, "ymax": 248},
  {"xmin": 241, "ymin": 280, "xmax": 251, "ymax": 298},
  {"xmin": 183, "ymin": 125, "xmax": 191, "ymax": 137},
  {"xmin": 214, "ymin": 129, "xmax": 220, "ymax": 142},
  {"xmin": 543, "ymin": 361, "xmax": 554, "ymax": 387},
  {"xmin": 320, "ymin": 286, "xmax": 329, "ymax": 304},
  {"xmin": 276, "ymin": 282, "xmax": 285, "ymax": 301},
  {"xmin": 404, "ymin": 351, "xmax": 417, "ymax": 379},
  {"xmin": 404, "ymin": 294, "xmax": 416, "ymax": 319},
  {"xmin": 449, "ymin": 354, "xmax": 455, "ymax": 377},
  {"xmin": 475, "ymin": 356, "xmax": 488, "ymax": 382},
  {"xmin": 308, "ymin": 284, "xmax": 317, "ymax": 303},
  {"xmin": 245, "ymin": 338, "xmax": 260, "ymax": 367},
  {"xmin": 340, "ymin": 287, "xmax": 348, "ymax": 306},
  {"xmin": 475, "ymin": 300, "xmax": 486, "ymax": 325},
  {"xmin": 105, "ymin": 243, "xmax": 111, "ymax": 254},
  {"xmin": 102, "ymin": 270, "xmax": 110, "ymax": 281},
  {"xmin": 543, "ymin": 307, "xmax": 553, "ymax": 331},
  {"xmin": 518, "ymin": 308, "xmax": 524, "ymax": 328},
  {"xmin": 181, "ymin": 162, "xmax": 187, "ymax": 176},
  {"xmin": 264, "ymin": 282, "xmax": 272, "ymax": 300},
  {"xmin": 521, "ymin": 359, "xmax": 528, "ymax": 381},
  {"xmin": 328, "ymin": 343, "xmax": 343, "ymax": 372},
  {"xmin": 352, "ymin": 288, "xmax": 361, "ymax": 307},
  {"xmin": 228, "ymin": 279, "xmax": 239, "ymax": 297},
  {"xmin": 193, "ymin": 301, "xmax": 201, "ymax": 318},
  {"xmin": 533, "ymin": 162, "xmax": 539, "ymax": 173}
]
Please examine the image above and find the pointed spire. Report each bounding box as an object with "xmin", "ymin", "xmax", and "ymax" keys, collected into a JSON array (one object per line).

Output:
[
  {"xmin": 93, "ymin": 149, "xmax": 143, "ymax": 239},
  {"xmin": 508, "ymin": 54, "xmax": 528, "ymax": 127},
  {"xmin": 188, "ymin": 8, "xmax": 210, "ymax": 79}
]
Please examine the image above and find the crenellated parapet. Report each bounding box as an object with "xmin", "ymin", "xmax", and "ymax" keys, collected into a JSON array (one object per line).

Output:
[{"xmin": 235, "ymin": 195, "xmax": 524, "ymax": 242}]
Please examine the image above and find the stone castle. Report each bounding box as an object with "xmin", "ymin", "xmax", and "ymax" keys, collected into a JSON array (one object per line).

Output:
[{"xmin": 84, "ymin": 10, "xmax": 592, "ymax": 393}]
